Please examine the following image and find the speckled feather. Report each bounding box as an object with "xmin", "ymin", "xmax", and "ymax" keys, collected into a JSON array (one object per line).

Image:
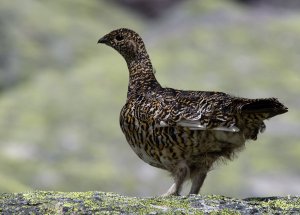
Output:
[{"xmin": 98, "ymin": 28, "xmax": 288, "ymax": 196}]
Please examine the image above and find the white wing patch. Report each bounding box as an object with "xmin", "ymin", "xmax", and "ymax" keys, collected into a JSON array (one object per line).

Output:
[
  {"xmin": 156, "ymin": 119, "xmax": 240, "ymax": 132},
  {"xmin": 176, "ymin": 120, "xmax": 206, "ymax": 130},
  {"xmin": 177, "ymin": 120, "xmax": 240, "ymax": 132},
  {"xmin": 210, "ymin": 126, "xmax": 240, "ymax": 132}
]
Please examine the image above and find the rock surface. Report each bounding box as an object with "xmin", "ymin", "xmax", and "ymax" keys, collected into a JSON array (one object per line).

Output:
[{"xmin": 0, "ymin": 191, "xmax": 299, "ymax": 214}]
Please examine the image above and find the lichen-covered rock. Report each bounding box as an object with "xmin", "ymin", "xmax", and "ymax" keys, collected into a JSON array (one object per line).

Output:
[{"xmin": 0, "ymin": 191, "xmax": 299, "ymax": 214}]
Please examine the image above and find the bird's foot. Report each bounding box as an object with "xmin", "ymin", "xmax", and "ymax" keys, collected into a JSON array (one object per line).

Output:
[
  {"xmin": 161, "ymin": 183, "xmax": 180, "ymax": 197},
  {"xmin": 160, "ymin": 191, "xmax": 180, "ymax": 197}
]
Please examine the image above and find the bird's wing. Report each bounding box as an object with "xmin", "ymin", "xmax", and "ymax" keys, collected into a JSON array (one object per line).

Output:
[
  {"xmin": 154, "ymin": 90, "xmax": 240, "ymax": 132},
  {"xmin": 175, "ymin": 120, "xmax": 240, "ymax": 132}
]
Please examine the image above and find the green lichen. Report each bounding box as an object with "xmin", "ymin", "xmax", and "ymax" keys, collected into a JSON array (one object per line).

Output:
[
  {"xmin": 0, "ymin": 191, "xmax": 299, "ymax": 214},
  {"xmin": 245, "ymin": 196, "xmax": 300, "ymax": 214},
  {"xmin": 209, "ymin": 208, "xmax": 241, "ymax": 215}
]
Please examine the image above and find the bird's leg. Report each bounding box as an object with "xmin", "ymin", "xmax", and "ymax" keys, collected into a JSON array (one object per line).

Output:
[
  {"xmin": 161, "ymin": 162, "xmax": 189, "ymax": 196},
  {"xmin": 162, "ymin": 183, "xmax": 177, "ymax": 197},
  {"xmin": 189, "ymin": 171, "xmax": 207, "ymax": 195}
]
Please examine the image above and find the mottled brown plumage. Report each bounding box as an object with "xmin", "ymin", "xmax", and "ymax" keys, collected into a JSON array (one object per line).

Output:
[{"xmin": 98, "ymin": 28, "xmax": 288, "ymax": 196}]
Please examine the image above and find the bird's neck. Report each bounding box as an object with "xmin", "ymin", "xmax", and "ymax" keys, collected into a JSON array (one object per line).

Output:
[{"xmin": 126, "ymin": 55, "xmax": 161, "ymax": 97}]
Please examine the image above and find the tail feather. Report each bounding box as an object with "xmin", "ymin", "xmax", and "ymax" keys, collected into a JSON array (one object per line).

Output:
[{"xmin": 241, "ymin": 98, "xmax": 288, "ymax": 119}]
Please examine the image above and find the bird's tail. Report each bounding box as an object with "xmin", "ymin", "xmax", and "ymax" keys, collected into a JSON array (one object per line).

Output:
[{"xmin": 240, "ymin": 98, "xmax": 288, "ymax": 119}]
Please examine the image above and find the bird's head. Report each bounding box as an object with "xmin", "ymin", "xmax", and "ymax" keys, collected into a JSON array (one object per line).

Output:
[{"xmin": 98, "ymin": 28, "xmax": 147, "ymax": 61}]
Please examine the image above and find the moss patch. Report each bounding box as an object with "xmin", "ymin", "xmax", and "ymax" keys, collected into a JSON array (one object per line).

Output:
[{"xmin": 0, "ymin": 191, "xmax": 299, "ymax": 214}]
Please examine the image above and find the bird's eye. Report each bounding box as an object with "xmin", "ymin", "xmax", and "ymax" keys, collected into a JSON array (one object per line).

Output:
[{"xmin": 115, "ymin": 35, "xmax": 124, "ymax": 41}]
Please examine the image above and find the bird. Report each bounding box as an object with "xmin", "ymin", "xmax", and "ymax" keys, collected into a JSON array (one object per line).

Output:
[{"xmin": 98, "ymin": 28, "xmax": 288, "ymax": 196}]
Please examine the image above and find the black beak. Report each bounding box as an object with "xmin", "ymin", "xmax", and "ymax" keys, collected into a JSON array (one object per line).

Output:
[{"xmin": 97, "ymin": 37, "xmax": 107, "ymax": 44}]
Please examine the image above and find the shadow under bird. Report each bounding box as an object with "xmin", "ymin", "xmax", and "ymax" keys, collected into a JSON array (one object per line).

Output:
[{"xmin": 98, "ymin": 28, "xmax": 288, "ymax": 196}]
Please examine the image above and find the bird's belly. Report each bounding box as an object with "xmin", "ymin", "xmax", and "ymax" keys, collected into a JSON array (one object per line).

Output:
[
  {"xmin": 120, "ymin": 121, "xmax": 169, "ymax": 169},
  {"xmin": 120, "ymin": 117, "xmax": 246, "ymax": 170}
]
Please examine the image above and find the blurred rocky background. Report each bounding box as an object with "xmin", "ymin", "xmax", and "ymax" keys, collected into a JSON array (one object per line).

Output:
[{"xmin": 0, "ymin": 0, "xmax": 299, "ymax": 197}]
